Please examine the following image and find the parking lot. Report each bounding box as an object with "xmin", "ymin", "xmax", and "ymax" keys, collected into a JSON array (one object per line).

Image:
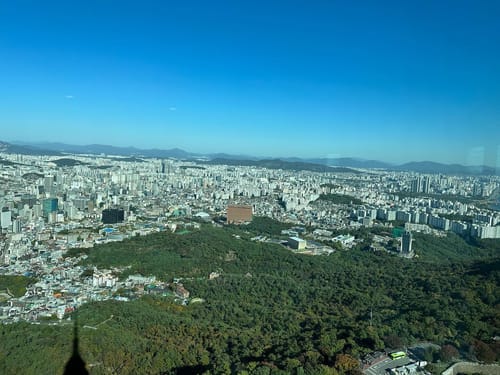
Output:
[{"xmin": 363, "ymin": 357, "xmax": 412, "ymax": 375}]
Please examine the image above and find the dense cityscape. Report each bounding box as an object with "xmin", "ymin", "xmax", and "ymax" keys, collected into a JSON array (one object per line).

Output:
[
  {"xmin": 1, "ymin": 150, "xmax": 500, "ymax": 313},
  {"xmin": 0, "ymin": 148, "xmax": 499, "ymax": 374}
]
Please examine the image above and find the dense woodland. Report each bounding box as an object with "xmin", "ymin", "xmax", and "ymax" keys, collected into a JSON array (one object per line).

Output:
[
  {"xmin": 235, "ymin": 217, "xmax": 293, "ymax": 237},
  {"xmin": 0, "ymin": 275, "xmax": 36, "ymax": 298},
  {"xmin": 0, "ymin": 223, "xmax": 499, "ymax": 374},
  {"xmin": 317, "ymin": 194, "xmax": 363, "ymax": 206}
]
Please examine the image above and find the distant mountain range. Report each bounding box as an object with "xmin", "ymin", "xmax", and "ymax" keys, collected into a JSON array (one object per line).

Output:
[
  {"xmin": 285, "ymin": 157, "xmax": 393, "ymax": 169},
  {"xmin": 0, "ymin": 141, "xmax": 62, "ymax": 156},
  {"xmin": 392, "ymin": 161, "xmax": 498, "ymax": 175},
  {"xmin": 3, "ymin": 140, "xmax": 498, "ymax": 175},
  {"xmin": 10, "ymin": 141, "xmax": 192, "ymax": 159}
]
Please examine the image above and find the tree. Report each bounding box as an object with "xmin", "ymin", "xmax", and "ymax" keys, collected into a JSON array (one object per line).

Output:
[
  {"xmin": 383, "ymin": 335, "xmax": 403, "ymax": 350},
  {"xmin": 334, "ymin": 354, "xmax": 359, "ymax": 373},
  {"xmin": 472, "ymin": 340, "xmax": 496, "ymax": 363},
  {"xmin": 439, "ymin": 344, "xmax": 459, "ymax": 361},
  {"xmin": 423, "ymin": 347, "xmax": 438, "ymax": 363}
]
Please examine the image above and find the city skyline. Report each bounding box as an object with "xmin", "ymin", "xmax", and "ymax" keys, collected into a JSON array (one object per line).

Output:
[{"xmin": 1, "ymin": 1, "xmax": 499, "ymax": 165}]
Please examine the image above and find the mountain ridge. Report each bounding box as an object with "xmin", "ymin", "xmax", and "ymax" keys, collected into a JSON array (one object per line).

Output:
[{"xmin": 5, "ymin": 140, "xmax": 498, "ymax": 175}]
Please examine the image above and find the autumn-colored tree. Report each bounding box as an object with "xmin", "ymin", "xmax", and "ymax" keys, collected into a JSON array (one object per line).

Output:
[
  {"xmin": 439, "ymin": 344, "xmax": 459, "ymax": 361},
  {"xmin": 334, "ymin": 354, "xmax": 359, "ymax": 373},
  {"xmin": 472, "ymin": 340, "xmax": 496, "ymax": 363}
]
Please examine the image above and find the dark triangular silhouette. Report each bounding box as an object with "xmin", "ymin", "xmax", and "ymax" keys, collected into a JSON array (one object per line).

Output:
[{"xmin": 64, "ymin": 314, "xmax": 89, "ymax": 375}]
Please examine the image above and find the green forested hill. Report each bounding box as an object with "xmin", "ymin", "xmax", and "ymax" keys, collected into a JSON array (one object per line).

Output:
[
  {"xmin": 1, "ymin": 225, "xmax": 499, "ymax": 374},
  {"xmin": 0, "ymin": 275, "xmax": 36, "ymax": 297}
]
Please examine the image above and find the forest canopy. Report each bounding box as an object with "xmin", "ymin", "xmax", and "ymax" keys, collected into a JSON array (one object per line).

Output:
[{"xmin": 1, "ymin": 223, "xmax": 499, "ymax": 374}]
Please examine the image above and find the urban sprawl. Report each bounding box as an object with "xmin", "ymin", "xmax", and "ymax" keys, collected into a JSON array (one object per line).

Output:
[{"xmin": 1, "ymin": 152, "xmax": 499, "ymax": 327}]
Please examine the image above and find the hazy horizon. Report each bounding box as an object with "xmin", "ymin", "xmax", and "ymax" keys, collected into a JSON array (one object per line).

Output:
[{"xmin": 4, "ymin": 138, "xmax": 500, "ymax": 168}]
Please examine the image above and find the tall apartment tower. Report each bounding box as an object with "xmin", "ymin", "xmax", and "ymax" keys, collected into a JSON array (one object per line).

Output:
[
  {"xmin": 1, "ymin": 208, "xmax": 12, "ymax": 231},
  {"xmin": 401, "ymin": 230, "xmax": 413, "ymax": 255},
  {"xmin": 422, "ymin": 177, "xmax": 431, "ymax": 193},
  {"xmin": 44, "ymin": 175, "xmax": 55, "ymax": 195},
  {"xmin": 410, "ymin": 178, "xmax": 421, "ymax": 193}
]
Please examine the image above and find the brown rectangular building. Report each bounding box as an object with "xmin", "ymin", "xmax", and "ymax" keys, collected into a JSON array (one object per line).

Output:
[{"xmin": 227, "ymin": 205, "xmax": 253, "ymax": 224}]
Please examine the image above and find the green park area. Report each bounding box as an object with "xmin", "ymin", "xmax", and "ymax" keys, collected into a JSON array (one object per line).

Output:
[{"xmin": 1, "ymin": 223, "xmax": 499, "ymax": 374}]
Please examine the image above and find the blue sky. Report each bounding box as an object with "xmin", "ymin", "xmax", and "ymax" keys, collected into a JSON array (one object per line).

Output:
[{"xmin": 0, "ymin": 1, "xmax": 499, "ymax": 165}]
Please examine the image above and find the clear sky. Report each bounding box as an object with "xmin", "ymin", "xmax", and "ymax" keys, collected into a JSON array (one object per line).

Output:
[{"xmin": 0, "ymin": 1, "xmax": 499, "ymax": 165}]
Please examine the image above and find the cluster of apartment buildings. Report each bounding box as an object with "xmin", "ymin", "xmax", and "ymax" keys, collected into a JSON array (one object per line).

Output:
[
  {"xmin": 0, "ymin": 151, "xmax": 499, "ymax": 322},
  {"xmin": 1, "ymin": 153, "xmax": 499, "ymax": 242},
  {"xmin": 350, "ymin": 205, "xmax": 500, "ymax": 239}
]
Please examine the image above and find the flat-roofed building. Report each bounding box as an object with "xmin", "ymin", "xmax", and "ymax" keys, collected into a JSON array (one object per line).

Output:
[
  {"xmin": 102, "ymin": 208, "xmax": 125, "ymax": 224},
  {"xmin": 288, "ymin": 236, "xmax": 307, "ymax": 250},
  {"xmin": 333, "ymin": 234, "xmax": 355, "ymax": 246},
  {"xmin": 227, "ymin": 205, "xmax": 253, "ymax": 224},
  {"xmin": 42, "ymin": 198, "xmax": 58, "ymax": 218}
]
